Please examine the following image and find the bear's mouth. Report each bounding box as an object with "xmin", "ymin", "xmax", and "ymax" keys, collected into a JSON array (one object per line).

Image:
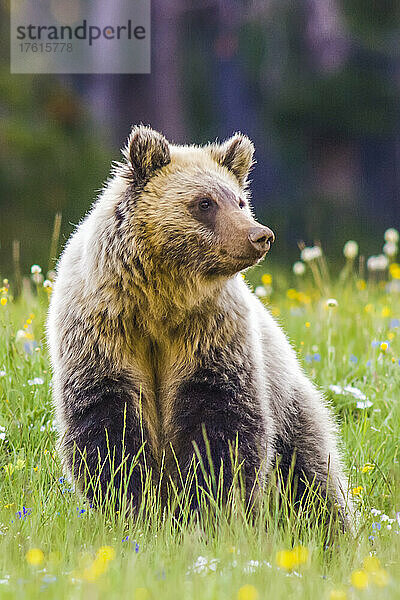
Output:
[{"xmin": 231, "ymin": 243, "xmax": 270, "ymax": 263}]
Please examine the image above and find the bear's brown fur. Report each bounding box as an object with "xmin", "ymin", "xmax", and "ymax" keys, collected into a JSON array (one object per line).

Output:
[{"xmin": 47, "ymin": 125, "xmax": 352, "ymax": 527}]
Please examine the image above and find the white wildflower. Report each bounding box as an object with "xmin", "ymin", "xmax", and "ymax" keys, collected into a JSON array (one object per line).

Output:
[
  {"xmin": 326, "ymin": 298, "xmax": 338, "ymax": 308},
  {"xmin": 27, "ymin": 377, "xmax": 44, "ymax": 386},
  {"xmin": 293, "ymin": 261, "xmax": 306, "ymax": 276},
  {"xmin": 30, "ymin": 265, "xmax": 42, "ymax": 274},
  {"xmin": 329, "ymin": 385, "xmax": 343, "ymax": 395},
  {"xmin": 383, "ymin": 242, "xmax": 397, "ymax": 257},
  {"xmin": 380, "ymin": 514, "xmax": 394, "ymax": 523},
  {"xmin": 371, "ymin": 508, "xmax": 381, "ymax": 516},
  {"xmin": 0, "ymin": 371, "xmax": 5, "ymax": 377},
  {"xmin": 343, "ymin": 240, "xmax": 359, "ymax": 259},
  {"xmin": 344, "ymin": 385, "xmax": 366, "ymax": 400},
  {"xmin": 243, "ymin": 560, "xmax": 260, "ymax": 574},
  {"xmin": 301, "ymin": 246, "xmax": 322, "ymax": 262},
  {"xmin": 356, "ymin": 400, "xmax": 373, "ymax": 409},
  {"xmin": 187, "ymin": 556, "xmax": 219, "ymax": 575},
  {"xmin": 255, "ymin": 286, "xmax": 267, "ymax": 298},
  {"xmin": 15, "ymin": 330, "xmax": 26, "ymax": 342},
  {"xmin": 384, "ymin": 228, "xmax": 399, "ymax": 244},
  {"xmin": 330, "ymin": 384, "xmax": 367, "ymax": 401},
  {"xmin": 367, "ymin": 254, "xmax": 389, "ymax": 271},
  {"xmin": 43, "ymin": 279, "xmax": 53, "ymax": 288}
]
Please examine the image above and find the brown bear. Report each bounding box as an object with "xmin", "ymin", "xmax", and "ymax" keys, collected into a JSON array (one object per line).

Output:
[{"xmin": 47, "ymin": 125, "xmax": 352, "ymax": 526}]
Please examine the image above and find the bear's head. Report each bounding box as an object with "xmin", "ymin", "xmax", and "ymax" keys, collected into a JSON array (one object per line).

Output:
[{"xmin": 118, "ymin": 125, "xmax": 274, "ymax": 278}]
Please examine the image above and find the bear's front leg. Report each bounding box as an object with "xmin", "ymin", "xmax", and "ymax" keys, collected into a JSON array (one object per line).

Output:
[
  {"xmin": 273, "ymin": 384, "xmax": 353, "ymax": 531},
  {"xmin": 166, "ymin": 347, "xmax": 267, "ymax": 510},
  {"xmin": 58, "ymin": 369, "xmax": 155, "ymax": 513}
]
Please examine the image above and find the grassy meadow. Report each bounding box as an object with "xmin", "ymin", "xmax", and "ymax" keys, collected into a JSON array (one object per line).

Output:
[{"xmin": 0, "ymin": 238, "xmax": 399, "ymax": 600}]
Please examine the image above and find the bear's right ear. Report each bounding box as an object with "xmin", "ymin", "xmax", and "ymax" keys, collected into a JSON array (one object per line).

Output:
[{"xmin": 123, "ymin": 125, "xmax": 171, "ymax": 185}]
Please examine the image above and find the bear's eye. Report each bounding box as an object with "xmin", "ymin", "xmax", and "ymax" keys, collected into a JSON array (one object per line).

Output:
[
  {"xmin": 198, "ymin": 198, "xmax": 212, "ymax": 211},
  {"xmin": 239, "ymin": 199, "xmax": 245, "ymax": 209}
]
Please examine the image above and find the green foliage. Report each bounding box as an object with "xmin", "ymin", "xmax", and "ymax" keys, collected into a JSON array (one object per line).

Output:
[{"xmin": 0, "ymin": 67, "xmax": 112, "ymax": 276}]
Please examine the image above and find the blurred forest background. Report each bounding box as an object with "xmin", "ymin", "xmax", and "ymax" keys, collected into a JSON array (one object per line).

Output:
[{"xmin": 1, "ymin": 0, "xmax": 400, "ymax": 276}]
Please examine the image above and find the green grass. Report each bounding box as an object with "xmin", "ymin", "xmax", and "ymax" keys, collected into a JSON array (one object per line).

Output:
[{"xmin": 0, "ymin": 261, "xmax": 399, "ymax": 600}]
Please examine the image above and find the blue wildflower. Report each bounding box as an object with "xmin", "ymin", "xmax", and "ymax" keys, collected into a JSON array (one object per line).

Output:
[
  {"xmin": 305, "ymin": 354, "xmax": 312, "ymax": 363},
  {"xmin": 350, "ymin": 354, "xmax": 358, "ymax": 364},
  {"xmin": 372, "ymin": 522, "xmax": 381, "ymax": 530},
  {"xmin": 16, "ymin": 506, "xmax": 31, "ymax": 519},
  {"xmin": 366, "ymin": 360, "xmax": 372, "ymax": 367},
  {"xmin": 313, "ymin": 353, "xmax": 321, "ymax": 362},
  {"xmin": 390, "ymin": 318, "xmax": 400, "ymax": 329},
  {"xmin": 122, "ymin": 536, "xmax": 139, "ymax": 552},
  {"xmin": 371, "ymin": 341, "xmax": 380, "ymax": 348}
]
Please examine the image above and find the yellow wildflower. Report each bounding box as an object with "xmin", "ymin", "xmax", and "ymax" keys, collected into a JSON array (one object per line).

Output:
[
  {"xmin": 26, "ymin": 548, "xmax": 44, "ymax": 566},
  {"xmin": 356, "ymin": 279, "xmax": 366, "ymax": 290},
  {"xmin": 381, "ymin": 306, "xmax": 391, "ymax": 318},
  {"xmin": 291, "ymin": 545, "xmax": 309, "ymax": 565},
  {"xmin": 305, "ymin": 321, "xmax": 310, "ymax": 328},
  {"xmin": 275, "ymin": 545, "xmax": 309, "ymax": 571},
  {"xmin": 82, "ymin": 558, "xmax": 108, "ymax": 582},
  {"xmin": 389, "ymin": 263, "xmax": 400, "ymax": 279},
  {"xmin": 0, "ymin": 297, "xmax": 7, "ymax": 306},
  {"xmin": 361, "ymin": 463, "xmax": 375, "ymax": 474},
  {"xmin": 297, "ymin": 292, "xmax": 311, "ymax": 304},
  {"xmin": 276, "ymin": 549, "xmax": 294, "ymax": 570},
  {"xmin": 380, "ymin": 342, "xmax": 389, "ymax": 352},
  {"xmin": 363, "ymin": 556, "xmax": 380, "ymax": 573},
  {"xmin": 351, "ymin": 569, "xmax": 369, "ymax": 590},
  {"xmin": 261, "ymin": 273, "xmax": 272, "ymax": 285},
  {"xmin": 238, "ymin": 584, "xmax": 259, "ymax": 600},
  {"xmin": 364, "ymin": 303, "xmax": 374, "ymax": 313},
  {"xmin": 351, "ymin": 486, "xmax": 363, "ymax": 496},
  {"xmin": 96, "ymin": 546, "xmax": 115, "ymax": 562},
  {"xmin": 286, "ymin": 288, "xmax": 297, "ymax": 300},
  {"xmin": 388, "ymin": 331, "xmax": 395, "ymax": 341}
]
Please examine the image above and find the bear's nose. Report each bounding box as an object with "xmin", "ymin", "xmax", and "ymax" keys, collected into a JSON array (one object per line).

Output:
[{"xmin": 248, "ymin": 226, "xmax": 275, "ymax": 254}]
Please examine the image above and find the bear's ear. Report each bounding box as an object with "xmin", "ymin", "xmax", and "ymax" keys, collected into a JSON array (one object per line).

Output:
[
  {"xmin": 209, "ymin": 133, "xmax": 255, "ymax": 187},
  {"xmin": 123, "ymin": 125, "xmax": 171, "ymax": 185}
]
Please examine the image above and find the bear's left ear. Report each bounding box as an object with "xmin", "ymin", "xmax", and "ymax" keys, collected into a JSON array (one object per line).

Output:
[
  {"xmin": 209, "ymin": 133, "xmax": 255, "ymax": 187},
  {"xmin": 123, "ymin": 125, "xmax": 171, "ymax": 185}
]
